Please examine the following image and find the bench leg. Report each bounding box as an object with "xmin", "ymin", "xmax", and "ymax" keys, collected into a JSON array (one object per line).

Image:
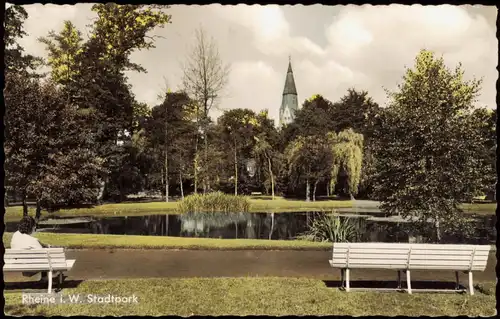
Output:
[
  {"xmin": 397, "ymin": 270, "xmax": 401, "ymax": 289},
  {"xmin": 57, "ymin": 272, "xmax": 63, "ymax": 292},
  {"xmin": 345, "ymin": 269, "xmax": 350, "ymax": 292},
  {"xmin": 47, "ymin": 270, "xmax": 53, "ymax": 294},
  {"xmin": 406, "ymin": 270, "xmax": 412, "ymax": 294},
  {"xmin": 340, "ymin": 269, "xmax": 345, "ymax": 289},
  {"xmin": 455, "ymin": 271, "xmax": 460, "ymax": 291},
  {"xmin": 468, "ymin": 271, "xmax": 474, "ymax": 296}
]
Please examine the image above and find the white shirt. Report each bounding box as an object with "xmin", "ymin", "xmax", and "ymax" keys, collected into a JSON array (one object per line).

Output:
[{"xmin": 10, "ymin": 230, "xmax": 43, "ymax": 249}]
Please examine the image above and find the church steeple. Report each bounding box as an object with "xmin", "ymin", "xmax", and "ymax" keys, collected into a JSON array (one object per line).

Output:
[{"xmin": 279, "ymin": 56, "xmax": 299, "ymax": 127}]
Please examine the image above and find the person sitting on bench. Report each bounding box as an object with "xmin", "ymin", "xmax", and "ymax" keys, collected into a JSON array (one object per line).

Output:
[{"xmin": 10, "ymin": 216, "xmax": 53, "ymax": 282}]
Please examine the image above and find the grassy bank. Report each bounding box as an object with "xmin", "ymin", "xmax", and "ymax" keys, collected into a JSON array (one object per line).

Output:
[
  {"xmin": 2, "ymin": 232, "xmax": 331, "ymax": 250},
  {"xmin": 4, "ymin": 278, "xmax": 496, "ymax": 316},
  {"xmin": 3, "ymin": 198, "xmax": 355, "ymax": 222},
  {"xmin": 4, "ymin": 200, "xmax": 494, "ymax": 223}
]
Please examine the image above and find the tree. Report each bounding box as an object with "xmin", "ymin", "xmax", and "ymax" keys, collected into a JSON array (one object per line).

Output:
[
  {"xmin": 328, "ymin": 129, "xmax": 364, "ymax": 200},
  {"xmin": 38, "ymin": 21, "xmax": 83, "ymax": 87},
  {"xmin": 331, "ymin": 90, "xmax": 381, "ymax": 198},
  {"xmin": 4, "ymin": 5, "xmax": 43, "ymax": 76},
  {"xmin": 218, "ymin": 109, "xmax": 260, "ymax": 195},
  {"xmin": 470, "ymin": 107, "xmax": 497, "ymax": 201},
  {"xmin": 145, "ymin": 91, "xmax": 196, "ymax": 199},
  {"xmin": 282, "ymin": 94, "xmax": 336, "ymax": 143},
  {"xmin": 372, "ymin": 50, "xmax": 488, "ymax": 242},
  {"xmin": 4, "ymin": 74, "xmax": 104, "ymax": 219},
  {"xmin": 285, "ymin": 135, "xmax": 333, "ymax": 201},
  {"xmin": 182, "ymin": 26, "xmax": 230, "ymax": 193},
  {"xmin": 252, "ymin": 110, "xmax": 281, "ymax": 199},
  {"xmin": 39, "ymin": 4, "xmax": 172, "ymax": 201}
]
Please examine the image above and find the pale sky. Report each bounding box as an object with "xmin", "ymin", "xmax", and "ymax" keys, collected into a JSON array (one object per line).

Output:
[{"xmin": 13, "ymin": 4, "xmax": 498, "ymax": 124}]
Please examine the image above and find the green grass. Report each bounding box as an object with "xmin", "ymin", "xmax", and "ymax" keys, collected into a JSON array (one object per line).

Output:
[
  {"xmin": 461, "ymin": 203, "xmax": 497, "ymax": 214},
  {"xmin": 4, "ymin": 278, "xmax": 496, "ymax": 316},
  {"xmin": 4, "ymin": 200, "xmax": 494, "ymax": 223},
  {"xmin": 2, "ymin": 232, "xmax": 331, "ymax": 250},
  {"xmin": 4, "ymin": 199, "xmax": 354, "ymax": 222}
]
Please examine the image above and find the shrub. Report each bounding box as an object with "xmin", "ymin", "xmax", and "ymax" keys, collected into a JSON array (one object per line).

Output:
[{"xmin": 178, "ymin": 192, "xmax": 250, "ymax": 214}]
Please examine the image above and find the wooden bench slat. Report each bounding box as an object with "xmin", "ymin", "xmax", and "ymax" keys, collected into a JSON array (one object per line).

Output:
[
  {"xmin": 6, "ymin": 248, "xmax": 65, "ymax": 253},
  {"xmin": 5, "ymin": 258, "xmax": 68, "ymax": 264},
  {"xmin": 5, "ymin": 254, "xmax": 66, "ymax": 259},
  {"xmin": 332, "ymin": 253, "xmax": 488, "ymax": 261},
  {"xmin": 333, "ymin": 244, "xmax": 490, "ymax": 251},
  {"xmin": 4, "ymin": 263, "xmax": 71, "ymax": 270}
]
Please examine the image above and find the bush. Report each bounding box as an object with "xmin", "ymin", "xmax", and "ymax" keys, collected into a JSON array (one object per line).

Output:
[
  {"xmin": 178, "ymin": 192, "xmax": 250, "ymax": 214},
  {"xmin": 296, "ymin": 212, "xmax": 360, "ymax": 243}
]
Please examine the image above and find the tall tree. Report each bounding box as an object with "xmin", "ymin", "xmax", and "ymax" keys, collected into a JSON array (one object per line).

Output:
[
  {"xmin": 285, "ymin": 135, "xmax": 333, "ymax": 201},
  {"xmin": 145, "ymin": 92, "xmax": 196, "ymax": 199},
  {"xmin": 4, "ymin": 5, "xmax": 43, "ymax": 76},
  {"xmin": 328, "ymin": 129, "xmax": 364, "ymax": 200},
  {"xmin": 470, "ymin": 107, "xmax": 497, "ymax": 201},
  {"xmin": 252, "ymin": 110, "xmax": 281, "ymax": 199},
  {"xmin": 218, "ymin": 109, "xmax": 260, "ymax": 195},
  {"xmin": 4, "ymin": 74, "xmax": 104, "ymax": 218},
  {"xmin": 372, "ymin": 50, "xmax": 487, "ymax": 242},
  {"xmin": 39, "ymin": 4, "xmax": 172, "ymax": 200},
  {"xmin": 182, "ymin": 27, "xmax": 230, "ymax": 193}
]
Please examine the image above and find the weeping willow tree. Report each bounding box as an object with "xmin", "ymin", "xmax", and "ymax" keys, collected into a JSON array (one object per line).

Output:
[{"xmin": 327, "ymin": 129, "xmax": 364, "ymax": 199}]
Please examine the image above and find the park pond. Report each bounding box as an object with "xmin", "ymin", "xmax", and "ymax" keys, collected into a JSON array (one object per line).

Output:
[{"xmin": 5, "ymin": 210, "xmax": 496, "ymax": 245}]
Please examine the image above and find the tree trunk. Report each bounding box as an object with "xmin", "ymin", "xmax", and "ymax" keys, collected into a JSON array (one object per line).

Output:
[
  {"xmin": 234, "ymin": 140, "xmax": 238, "ymax": 196},
  {"xmin": 204, "ymin": 129, "xmax": 209, "ymax": 193},
  {"xmin": 164, "ymin": 107, "xmax": 169, "ymax": 202},
  {"xmin": 22, "ymin": 191, "xmax": 28, "ymax": 217},
  {"xmin": 306, "ymin": 179, "xmax": 311, "ymax": 202},
  {"xmin": 269, "ymin": 212, "xmax": 275, "ymax": 240},
  {"xmin": 35, "ymin": 199, "xmax": 42, "ymax": 222},
  {"xmin": 234, "ymin": 221, "xmax": 238, "ymax": 239},
  {"xmin": 267, "ymin": 155, "xmax": 275, "ymax": 200},
  {"xmin": 435, "ymin": 216, "xmax": 442, "ymax": 243},
  {"xmin": 326, "ymin": 179, "xmax": 330, "ymax": 197},
  {"xmin": 193, "ymin": 107, "xmax": 200, "ymax": 194},
  {"xmin": 313, "ymin": 180, "xmax": 318, "ymax": 202},
  {"xmin": 179, "ymin": 170, "xmax": 184, "ymax": 199}
]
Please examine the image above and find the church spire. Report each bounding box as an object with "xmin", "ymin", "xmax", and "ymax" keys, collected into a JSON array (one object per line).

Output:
[
  {"xmin": 283, "ymin": 57, "xmax": 297, "ymax": 95},
  {"xmin": 279, "ymin": 56, "xmax": 299, "ymax": 127}
]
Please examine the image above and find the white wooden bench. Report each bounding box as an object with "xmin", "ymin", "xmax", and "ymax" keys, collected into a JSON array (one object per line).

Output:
[
  {"xmin": 4, "ymin": 248, "xmax": 76, "ymax": 293},
  {"xmin": 329, "ymin": 243, "xmax": 490, "ymax": 295}
]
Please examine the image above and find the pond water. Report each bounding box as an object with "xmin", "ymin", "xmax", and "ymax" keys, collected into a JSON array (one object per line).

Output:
[{"xmin": 5, "ymin": 211, "xmax": 496, "ymax": 245}]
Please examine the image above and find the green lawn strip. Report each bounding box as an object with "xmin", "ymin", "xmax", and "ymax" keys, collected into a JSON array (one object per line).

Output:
[
  {"xmin": 461, "ymin": 203, "xmax": 497, "ymax": 214},
  {"xmin": 5, "ymin": 201, "xmax": 495, "ymax": 223},
  {"xmin": 4, "ymin": 278, "xmax": 496, "ymax": 316},
  {"xmin": 2, "ymin": 232, "xmax": 331, "ymax": 250},
  {"xmin": 3, "ymin": 200, "xmax": 354, "ymax": 222},
  {"xmin": 2, "ymin": 232, "xmax": 495, "ymax": 251}
]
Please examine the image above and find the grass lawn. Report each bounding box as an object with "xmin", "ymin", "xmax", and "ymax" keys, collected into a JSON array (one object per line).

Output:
[
  {"xmin": 461, "ymin": 203, "xmax": 497, "ymax": 214},
  {"xmin": 2, "ymin": 232, "xmax": 331, "ymax": 250},
  {"xmin": 4, "ymin": 198, "xmax": 354, "ymax": 222},
  {"xmin": 4, "ymin": 200, "xmax": 495, "ymax": 223},
  {"xmin": 4, "ymin": 278, "xmax": 496, "ymax": 316}
]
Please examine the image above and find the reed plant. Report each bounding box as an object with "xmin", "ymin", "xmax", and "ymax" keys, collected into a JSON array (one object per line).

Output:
[
  {"xmin": 178, "ymin": 192, "xmax": 250, "ymax": 214},
  {"xmin": 296, "ymin": 212, "xmax": 359, "ymax": 243}
]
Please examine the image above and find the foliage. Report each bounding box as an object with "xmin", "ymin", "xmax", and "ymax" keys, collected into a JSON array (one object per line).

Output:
[
  {"xmin": 182, "ymin": 26, "xmax": 230, "ymax": 192},
  {"xmin": 285, "ymin": 135, "xmax": 333, "ymax": 200},
  {"xmin": 178, "ymin": 192, "xmax": 250, "ymax": 214},
  {"xmin": 372, "ymin": 49, "xmax": 488, "ymax": 242},
  {"xmin": 296, "ymin": 213, "xmax": 360, "ymax": 243},
  {"xmin": 328, "ymin": 129, "xmax": 364, "ymax": 197},
  {"xmin": 4, "ymin": 5, "xmax": 44, "ymax": 76},
  {"xmin": 4, "ymin": 74, "xmax": 105, "ymax": 213}
]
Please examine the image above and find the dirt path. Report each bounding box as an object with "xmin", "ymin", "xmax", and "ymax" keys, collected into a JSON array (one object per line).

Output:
[{"xmin": 4, "ymin": 249, "xmax": 497, "ymax": 284}]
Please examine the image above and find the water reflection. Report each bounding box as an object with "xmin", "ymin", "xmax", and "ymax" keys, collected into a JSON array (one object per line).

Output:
[{"xmin": 5, "ymin": 211, "xmax": 496, "ymax": 245}]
